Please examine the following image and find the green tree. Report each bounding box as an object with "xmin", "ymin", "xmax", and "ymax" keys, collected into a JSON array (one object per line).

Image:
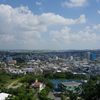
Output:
[
  {"xmin": 38, "ymin": 77, "xmax": 49, "ymax": 84},
  {"xmin": 64, "ymin": 90, "xmax": 78, "ymax": 100},
  {"xmin": 6, "ymin": 89, "xmax": 36, "ymax": 100},
  {"xmin": 44, "ymin": 73, "xmax": 54, "ymax": 79},
  {"xmin": 38, "ymin": 89, "xmax": 48, "ymax": 100},
  {"xmin": 65, "ymin": 72, "xmax": 74, "ymax": 79},
  {"xmin": 81, "ymin": 80, "xmax": 97, "ymax": 100},
  {"xmin": 38, "ymin": 87, "xmax": 52, "ymax": 100},
  {"xmin": 46, "ymin": 82, "xmax": 53, "ymax": 89},
  {"xmin": 53, "ymin": 72, "xmax": 66, "ymax": 79}
]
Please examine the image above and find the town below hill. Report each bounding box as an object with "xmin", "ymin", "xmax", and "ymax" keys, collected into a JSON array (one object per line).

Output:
[{"xmin": 0, "ymin": 50, "xmax": 100, "ymax": 100}]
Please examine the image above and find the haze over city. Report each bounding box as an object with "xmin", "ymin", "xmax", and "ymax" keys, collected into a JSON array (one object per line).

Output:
[{"xmin": 0, "ymin": 0, "xmax": 100, "ymax": 50}]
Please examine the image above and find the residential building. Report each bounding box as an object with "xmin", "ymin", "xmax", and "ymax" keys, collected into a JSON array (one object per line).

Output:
[
  {"xmin": 59, "ymin": 82, "xmax": 82, "ymax": 94},
  {"xmin": 29, "ymin": 79, "xmax": 45, "ymax": 91},
  {"xmin": 7, "ymin": 60, "xmax": 17, "ymax": 65}
]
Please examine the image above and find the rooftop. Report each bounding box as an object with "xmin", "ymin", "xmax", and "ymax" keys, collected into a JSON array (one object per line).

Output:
[
  {"xmin": 34, "ymin": 82, "xmax": 41, "ymax": 86},
  {"xmin": 61, "ymin": 82, "xmax": 81, "ymax": 86},
  {"xmin": 0, "ymin": 93, "xmax": 10, "ymax": 100}
]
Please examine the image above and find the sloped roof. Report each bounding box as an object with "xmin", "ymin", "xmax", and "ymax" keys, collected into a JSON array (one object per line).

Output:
[
  {"xmin": 29, "ymin": 86, "xmax": 33, "ymax": 88},
  {"xmin": 34, "ymin": 82, "xmax": 41, "ymax": 86}
]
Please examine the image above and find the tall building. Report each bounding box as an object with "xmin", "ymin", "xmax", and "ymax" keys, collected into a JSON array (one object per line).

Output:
[
  {"xmin": 70, "ymin": 56, "xmax": 73, "ymax": 61},
  {"xmin": 90, "ymin": 54, "xmax": 96, "ymax": 60},
  {"xmin": 87, "ymin": 52, "xmax": 91, "ymax": 60}
]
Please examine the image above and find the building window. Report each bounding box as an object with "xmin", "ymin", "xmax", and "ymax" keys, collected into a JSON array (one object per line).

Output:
[
  {"xmin": 69, "ymin": 86, "xmax": 71, "ymax": 88},
  {"xmin": 74, "ymin": 86, "xmax": 76, "ymax": 88}
]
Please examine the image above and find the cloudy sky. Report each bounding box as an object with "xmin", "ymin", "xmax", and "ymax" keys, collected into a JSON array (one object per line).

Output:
[{"xmin": 0, "ymin": 0, "xmax": 100, "ymax": 50}]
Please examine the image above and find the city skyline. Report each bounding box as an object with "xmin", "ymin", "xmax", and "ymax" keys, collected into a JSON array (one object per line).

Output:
[{"xmin": 0, "ymin": 0, "xmax": 100, "ymax": 50}]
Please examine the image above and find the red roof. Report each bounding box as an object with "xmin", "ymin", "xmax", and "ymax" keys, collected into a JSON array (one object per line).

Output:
[
  {"xmin": 43, "ymin": 69, "xmax": 52, "ymax": 71},
  {"xmin": 34, "ymin": 82, "xmax": 41, "ymax": 86},
  {"xmin": 29, "ymin": 86, "xmax": 33, "ymax": 88}
]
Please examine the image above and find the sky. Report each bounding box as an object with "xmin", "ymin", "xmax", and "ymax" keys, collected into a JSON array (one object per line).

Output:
[{"xmin": 0, "ymin": 0, "xmax": 100, "ymax": 50}]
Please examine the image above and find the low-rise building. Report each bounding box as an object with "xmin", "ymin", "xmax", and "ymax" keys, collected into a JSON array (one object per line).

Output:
[
  {"xmin": 29, "ymin": 79, "xmax": 45, "ymax": 91},
  {"xmin": 7, "ymin": 60, "xmax": 17, "ymax": 66},
  {"xmin": 0, "ymin": 93, "xmax": 10, "ymax": 100},
  {"xmin": 59, "ymin": 82, "xmax": 82, "ymax": 94}
]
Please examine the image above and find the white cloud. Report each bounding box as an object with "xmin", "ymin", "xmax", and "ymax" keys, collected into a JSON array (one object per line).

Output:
[
  {"xmin": 50, "ymin": 27, "xmax": 71, "ymax": 43},
  {"xmin": 50, "ymin": 26, "xmax": 100, "ymax": 44},
  {"xmin": 84, "ymin": 26, "xmax": 93, "ymax": 32},
  {"xmin": 62, "ymin": 0, "xmax": 88, "ymax": 8},
  {"xmin": 93, "ymin": 24, "xmax": 100, "ymax": 30},
  {"xmin": 0, "ymin": 4, "xmax": 86, "ymax": 49},
  {"xmin": 36, "ymin": 2, "xmax": 42, "ymax": 5},
  {"xmin": 2, "ymin": 0, "xmax": 6, "ymax": 2},
  {"xmin": 39, "ymin": 13, "xmax": 86, "ymax": 25},
  {"xmin": 98, "ymin": 10, "xmax": 100, "ymax": 14},
  {"xmin": 0, "ymin": 34, "xmax": 14, "ymax": 42},
  {"xmin": 96, "ymin": 0, "xmax": 99, "ymax": 3}
]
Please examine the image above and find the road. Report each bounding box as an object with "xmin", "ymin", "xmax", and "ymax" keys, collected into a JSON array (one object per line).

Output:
[
  {"xmin": 48, "ymin": 92, "xmax": 61, "ymax": 100},
  {"xmin": 7, "ymin": 80, "xmax": 22, "ymax": 89}
]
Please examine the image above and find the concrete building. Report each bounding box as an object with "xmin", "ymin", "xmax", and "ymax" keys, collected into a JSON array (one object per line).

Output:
[
  {"xmin": 7, "ymin": 60, "xmax": 17, "ymax": 65},
  {"xmin": 29, "ymin": 79, "xmax": 45, "ymax": 91},
  {"xmin": 87, "ymin": 52, "xmax": 91, "ymax": 60},
  {"xmin": 59, "ymin": 82, "xmax": 82, "ymax": 94},
  {"xmin": 0, "ymin": 93, "xmax": 10, "ymax": 100}
]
